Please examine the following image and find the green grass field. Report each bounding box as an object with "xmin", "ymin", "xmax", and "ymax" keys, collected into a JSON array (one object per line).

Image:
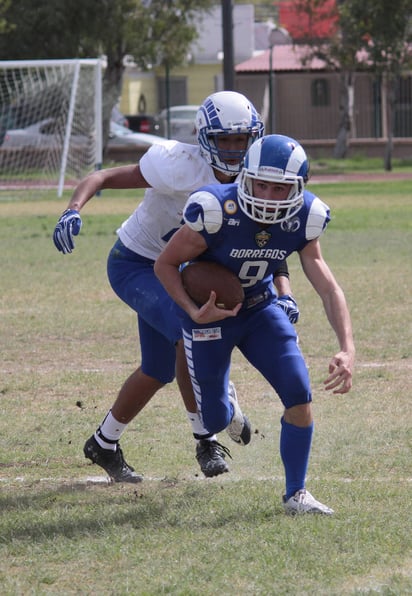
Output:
[{"xmin": 1, "ymin": 180, "xmax": 411, "ymax": 595}]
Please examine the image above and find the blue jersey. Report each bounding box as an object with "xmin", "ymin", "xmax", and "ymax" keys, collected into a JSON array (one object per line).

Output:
[{"xmin": 183, "ymin": 183, "xmax": 330, "ymax": 303}]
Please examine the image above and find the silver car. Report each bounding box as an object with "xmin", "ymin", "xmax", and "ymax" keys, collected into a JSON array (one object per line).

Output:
[
  {"xmin": 106, "ymin": 121, "xmax": 170, "ymax": 161},
  {"xmin": 158, "ymin": 105, "xmax": 199, "ymax": 144},
  {"xmin": 1, "ymin": 118, "xmax": 86, "ymax": 148},
  {"xmin": 1, "ymin": 119, "xmax": 171, "ymax": 165},
  {"xmin": 107, "ymin": 121, "xmax": 169, "ymax": 149}
]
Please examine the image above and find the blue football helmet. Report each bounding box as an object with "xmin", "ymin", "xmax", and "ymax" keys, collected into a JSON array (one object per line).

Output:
[
  {"xmin": 238, "ymin": 134, "xmax": 309, "ymax": 224},
  {"xmin": 196, "ymin": 91, "xmax": 264, "ymax": 175}
]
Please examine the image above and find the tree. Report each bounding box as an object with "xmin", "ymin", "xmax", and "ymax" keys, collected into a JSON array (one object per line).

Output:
[
  {"xmin": 0, "ymin": 0, "xmax": 12, "ymax": 35},
  {"xmin": 288, "ymin": 0, "xmax": 412, "ymax": 165},
  {"xmin": 288, "ymin": 0, "xmax": 363, "ymax": 158},
  {"xmin": 349, "ymin": 0, "xmax": 412, "ymax": 170},
  {"xmin": 0, "ymin": 0, "xmax": 214, "ymax": 149}
]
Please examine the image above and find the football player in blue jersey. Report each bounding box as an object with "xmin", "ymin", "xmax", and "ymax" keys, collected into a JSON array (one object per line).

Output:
[
  {"xmin": 155, "ymin": 134, "xmax": 355, "ymax": 514},
  {"xmin": 53, "ymin": 92, "xmax": 299, "ymax": 482}
]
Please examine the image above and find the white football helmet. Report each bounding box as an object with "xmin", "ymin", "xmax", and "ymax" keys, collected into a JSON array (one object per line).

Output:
[
  {"xmin": 196, "ymin": 91, "xmax": 264, "ymax": 175},
  {"xmin": 238, "ymin": 134, "xmax": 309, "ymax": 224}
]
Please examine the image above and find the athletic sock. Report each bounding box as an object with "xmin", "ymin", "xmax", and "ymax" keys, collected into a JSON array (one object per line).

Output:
[
  {"xmin": 280, "ymin": 416, "xmax": 313, "ymax": 500},
  {"xmin": 186, "ymin": 409, "xmax": 212, "ymax": 438},
  {"xmin": 194, "ymin": 434, "xmax": 218, "ymax": 442},
  {"xmin": 94, "ymin": 410, "xmax": 128, "ymax": 451}
]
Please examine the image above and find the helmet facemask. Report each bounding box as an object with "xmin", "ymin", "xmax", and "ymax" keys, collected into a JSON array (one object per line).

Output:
[
  {"xmin": 238, "ymin": 170, "xmax": 304, "ymax": 224},
  {"xmin": 198, "ymin": 128, "xmax": 263, "ymax": 175}
]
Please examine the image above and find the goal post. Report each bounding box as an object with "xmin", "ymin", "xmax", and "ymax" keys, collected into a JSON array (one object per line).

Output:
[{"xmin": 0, "ymin": 59, "xmax": 103, "ymax": 198}]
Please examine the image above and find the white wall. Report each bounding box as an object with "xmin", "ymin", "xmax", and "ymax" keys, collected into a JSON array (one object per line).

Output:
[{"xmin": 191, "ymin": 4, "xmax": 254, "ymax": 64}]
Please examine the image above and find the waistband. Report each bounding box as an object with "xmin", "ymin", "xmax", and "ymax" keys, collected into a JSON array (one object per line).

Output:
[
  {"xmin": 111, "ymin": 238, "xmax": 154, "ymax": 264},
  {"xmin": 244, "ymin": 289, "xmax": 272, "ymax": 309}
]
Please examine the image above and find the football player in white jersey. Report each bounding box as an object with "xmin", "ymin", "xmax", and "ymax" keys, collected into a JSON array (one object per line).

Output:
[
  {"xmin": 155, "ymin": 134, "xmax": 355, "ymax": 514},
  {"xmin": 53, "ymin": 92, "xmax": 299, "ymax": 482}
]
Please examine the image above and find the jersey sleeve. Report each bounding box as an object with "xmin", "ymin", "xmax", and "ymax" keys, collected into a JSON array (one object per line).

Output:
[
  {"xmin": 139, "ymin": 141, "xmax": 206, "ymax": 193},
  {"xmin": 183, "ymin": 190, "xmax": 224, "ymax": 235},
  {"xmin": 138, "ymin": 142, "xmax": 178, "ymax": 192}
]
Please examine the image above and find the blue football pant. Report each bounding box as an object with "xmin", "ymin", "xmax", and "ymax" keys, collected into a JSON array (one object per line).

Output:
[
  {"xmin": 107, "ymin": 238, "xmax": 182, "ymax": 383},
  {"xmin": 181, "ymin": 300, "xmax": 312, "ymax": 434}
]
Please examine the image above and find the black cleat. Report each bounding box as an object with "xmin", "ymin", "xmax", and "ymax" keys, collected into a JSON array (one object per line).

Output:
[
  {"xmin": 196, "ymin": 440, "xmax": 231, "ymax": 478},
  {"xmin": 83, "ymin": 435, "xmax": 143, "ymax": 483}
]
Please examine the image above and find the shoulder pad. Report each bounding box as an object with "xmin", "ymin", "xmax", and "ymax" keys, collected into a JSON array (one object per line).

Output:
[
  {"xmin": 305, "ymin": 196, "xmax": 331, "ymax": 240},
  {"xmin": 183, "ymin": 191, "xmax": 223, "ymax": 234}
]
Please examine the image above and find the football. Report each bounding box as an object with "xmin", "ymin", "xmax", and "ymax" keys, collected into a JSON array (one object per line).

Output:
[{"xmin": 181, "ymin": 261, "xmax": 244, "ymax": 309}]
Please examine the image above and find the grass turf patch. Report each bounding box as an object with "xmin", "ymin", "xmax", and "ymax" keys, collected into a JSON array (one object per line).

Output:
[{"xmin": 1, "ymin": 180, "xmax": 411, "ymax": 595}]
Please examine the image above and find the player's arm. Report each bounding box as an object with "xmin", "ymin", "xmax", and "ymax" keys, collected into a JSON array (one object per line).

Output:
[
  {"xmin": 53, "ymin": 164, "xmax": 150, "ymax": 254},
  {"xmin": 273, "ymin": 259, "xmax": 290, "ymax": 294},
  {"xmin": 154, "ymin": 225, "xmax": 241, "ymax": 324},
  {"xmin": 68, "ymin": 164, "xmax": 149, "ymax": 211},
  {"xmin": 273, "ymin": 260, "xmax": 300, "ymax": 324},
  {"xmin": 299, "ymin": 239, "xmax": 355, "ymax": 394}
]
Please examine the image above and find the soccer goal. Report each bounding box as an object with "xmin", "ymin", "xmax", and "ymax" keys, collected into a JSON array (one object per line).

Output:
[{"xmin": 0, "ymin": 59, "xmax": 103, "ymax": 198}]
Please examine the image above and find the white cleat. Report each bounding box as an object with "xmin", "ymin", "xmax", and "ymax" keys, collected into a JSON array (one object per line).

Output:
[
  {"xmin": 226, "ymin": 381, "xmax": 251, "ymax": 445},
  {"xmin": 283, "ymin": 489, "xmax": 334, "ymax": 515}
]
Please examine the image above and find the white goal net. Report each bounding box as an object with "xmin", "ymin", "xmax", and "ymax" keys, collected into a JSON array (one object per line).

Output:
[{"xmin": 0, "ymin": 59, "xmax": 102, "ymax": 197}]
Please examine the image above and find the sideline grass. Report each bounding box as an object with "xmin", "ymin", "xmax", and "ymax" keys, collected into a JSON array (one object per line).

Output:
[
  {"xmin": 1, "ymin": 181, "xmax": 411, "ymax": 595},
  {"xmin": 309, "ymin": 155, "xmax": 412, "ymax": 175}
]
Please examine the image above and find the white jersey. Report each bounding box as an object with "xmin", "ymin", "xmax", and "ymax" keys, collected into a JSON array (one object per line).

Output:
[{"xmin": 117, "ymin": 141, "xmax": 221, "ymax": 261}]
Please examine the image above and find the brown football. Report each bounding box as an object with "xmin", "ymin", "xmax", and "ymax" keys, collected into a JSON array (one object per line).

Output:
[{"xmin": 181, "ymin": 261, "xmax": 244, "ymax": 309}]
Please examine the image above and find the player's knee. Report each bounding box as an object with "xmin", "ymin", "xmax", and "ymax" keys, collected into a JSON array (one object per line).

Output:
[
  {"xmin": 202, "ymin": 402, "xmax": 231, "ymax": 434},
  {"xmin": 283, "ymin": 403, "xmax": 312, "ymax": 426},
  {"xmin": 141, "ymin": 364, "xmax": 175, "ymax": 384}
]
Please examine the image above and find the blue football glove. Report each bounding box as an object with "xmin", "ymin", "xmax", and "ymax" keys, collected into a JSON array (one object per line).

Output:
[
  {"xmin": 53, "ymin": 209, "xmax": 82, "ymax": 254},
  {"xmin": 277, "ymin": 294, "xmax": 300, "ymax": 324}
]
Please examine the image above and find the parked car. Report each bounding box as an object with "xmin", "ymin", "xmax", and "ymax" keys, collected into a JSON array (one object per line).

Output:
[
  {"xmin": 1, "ymin": 118, "xmax": 171, "ymax": 163},
  {"xmin": 107, "ymin": 121, "xmax": 168, "ymax": 148},
  {"xmin": 111, "ymin": 105, "xmax": 129, "ymax": 128},
  {"xmin": 125, "ymin": 114, "xmax": 160, "ymax": 135},
  {"xmin": 1, "ymin": 118, "xmax": 86, "ymax": 148},
  {"xmin": 157, "ymin": 105, "xmax": 199, "ymax": 144},
  {"xmin": 106, "ymin": 121, "xmax": 170, "ymax": 161}
]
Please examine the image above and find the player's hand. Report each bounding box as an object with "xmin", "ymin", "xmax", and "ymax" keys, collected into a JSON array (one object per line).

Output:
[
  {"xmin": 324, "ymin": 351, "xmax": 354, "ymax": 394},
  {"xmin": 277, "ymin": 294, "xmax": 300, "ymax": 324},
  {"xmin": 53, "ymin": 209, "xmax": 82, "ymax": 254},
  {"xmin": 191, "ymin": 290, "xmax": 242, "ymax": 324}
]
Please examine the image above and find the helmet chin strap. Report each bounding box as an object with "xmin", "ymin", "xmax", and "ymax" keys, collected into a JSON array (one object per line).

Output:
[
  {"xmin": 212, "ymin": 158, "xmax": 243, "ymax": 175},
  {"xmin": 212, "ymin": 167, "xmax": 238, "ymax": 183}
]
